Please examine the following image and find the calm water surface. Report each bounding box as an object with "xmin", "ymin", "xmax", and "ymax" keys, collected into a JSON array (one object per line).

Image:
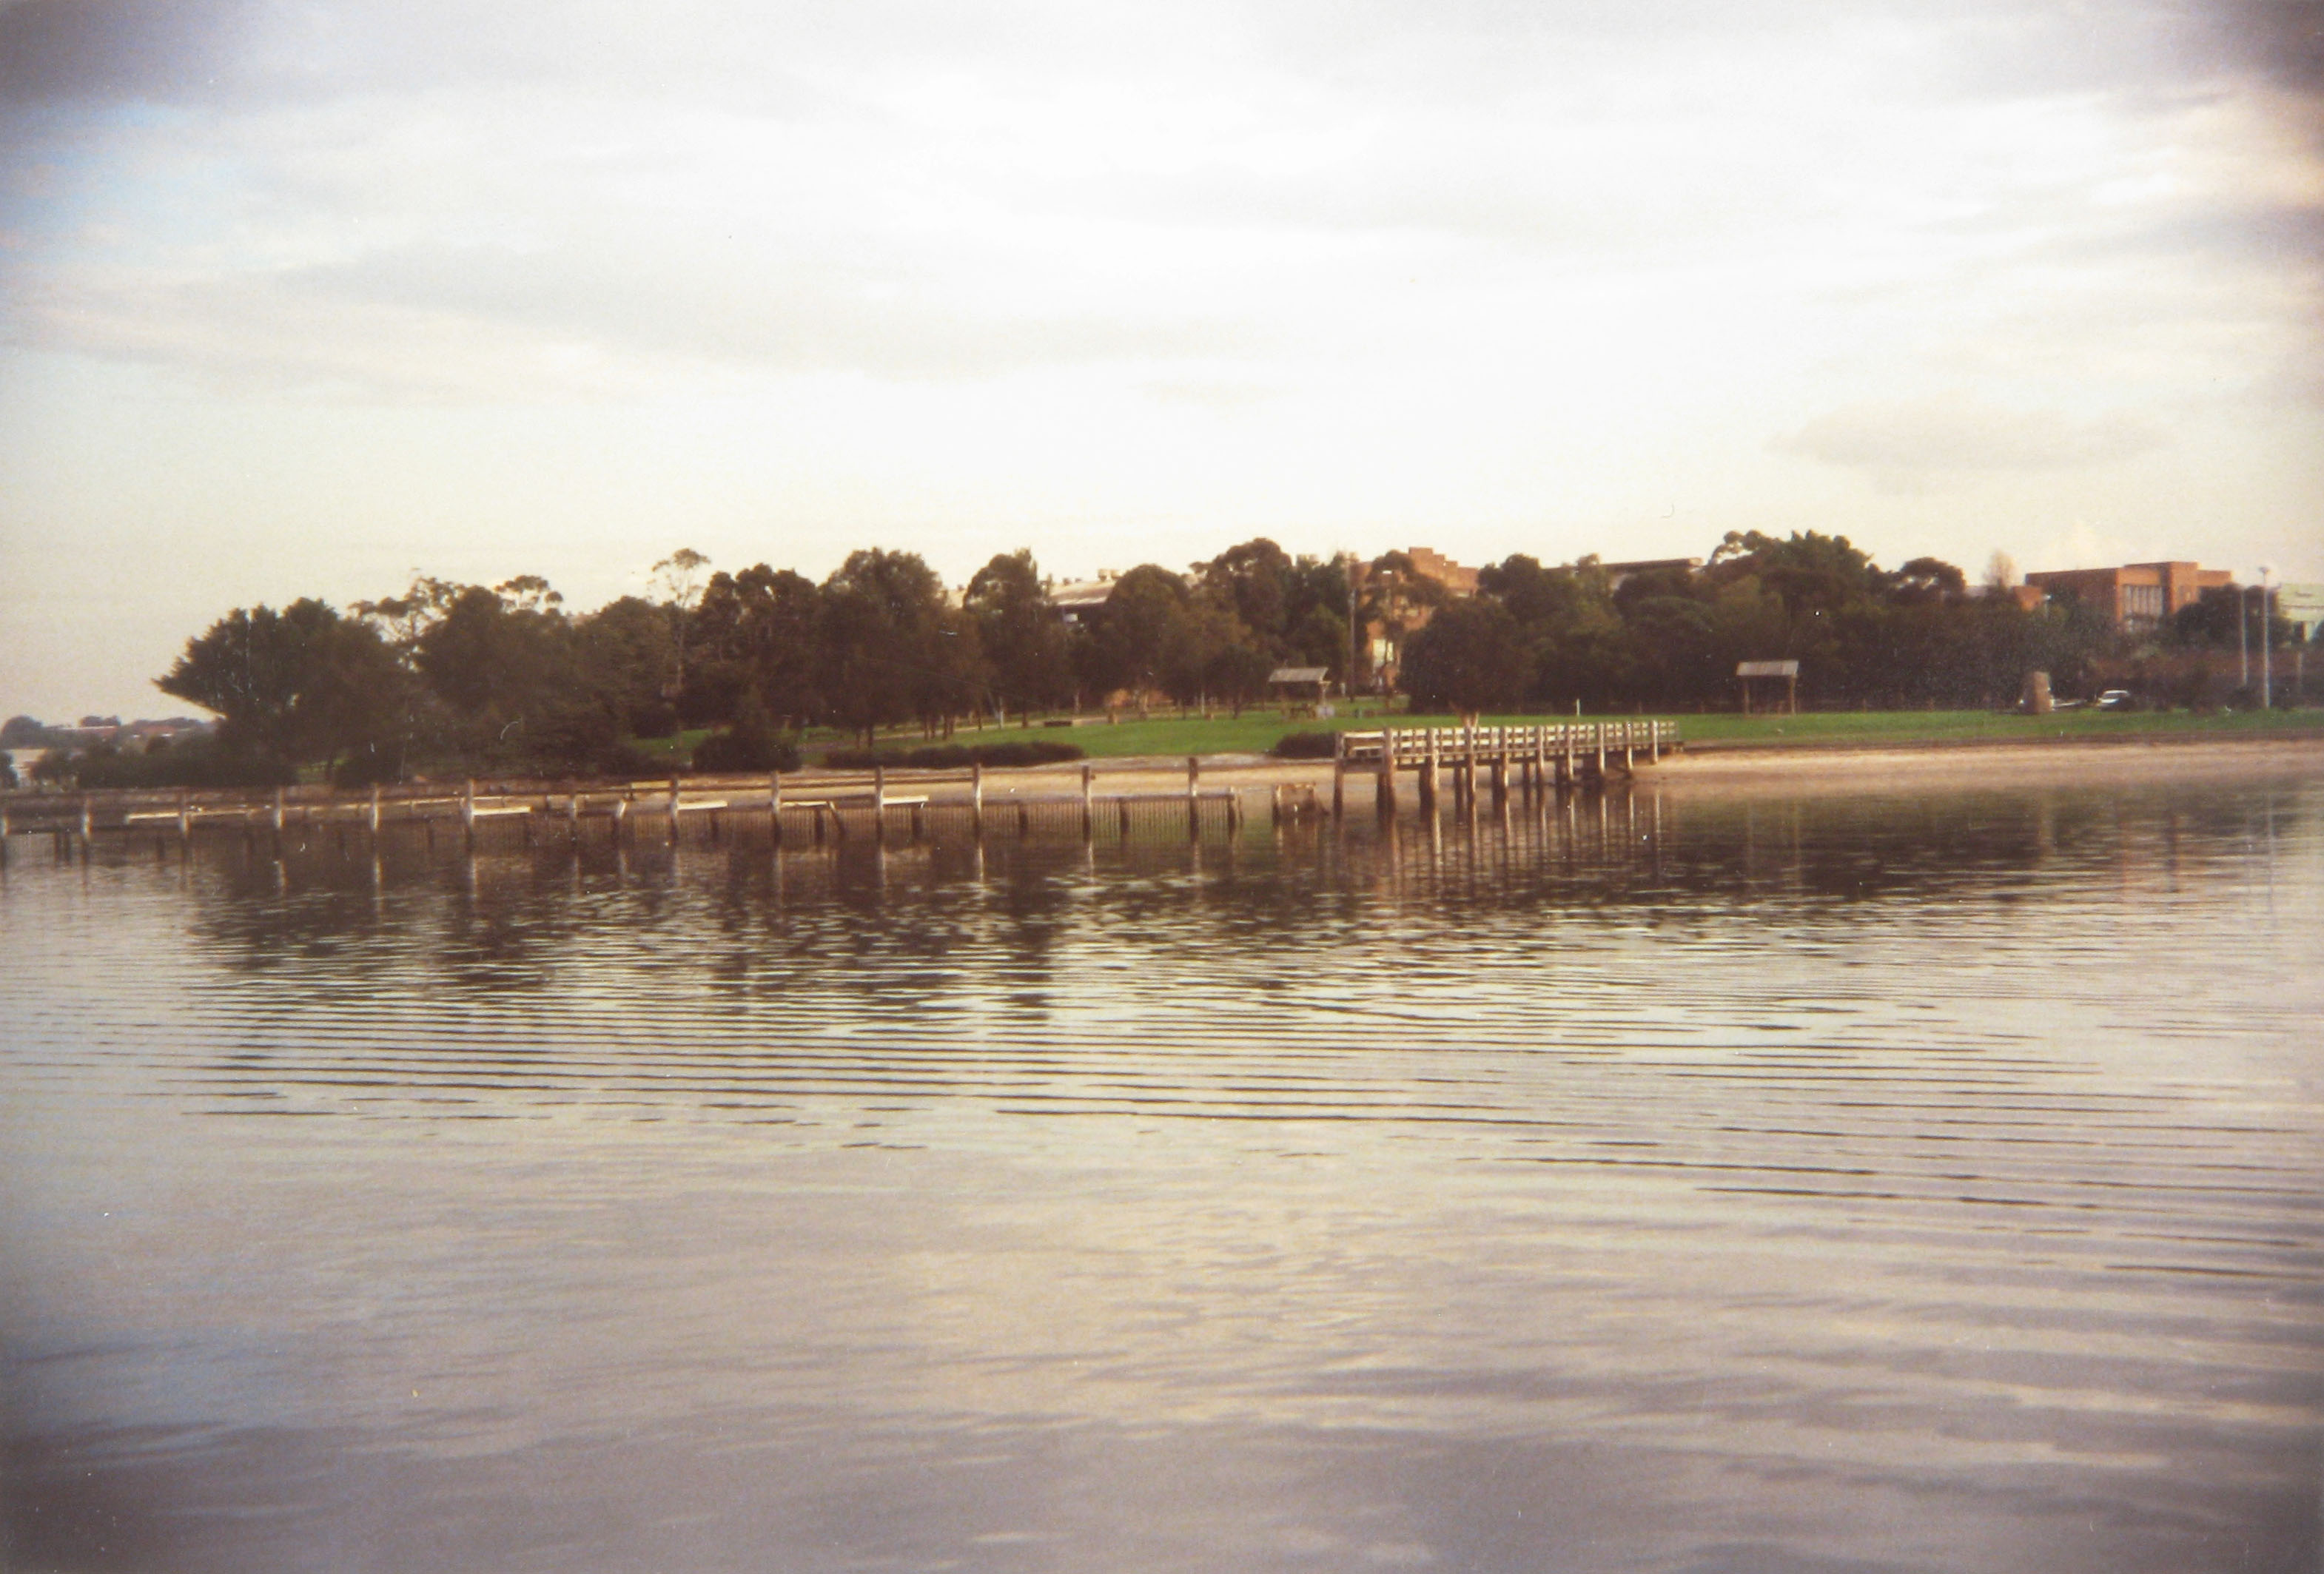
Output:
[{"xmin": 2, "ymin": 776, "xmax": 2320, "ymax": 1573}]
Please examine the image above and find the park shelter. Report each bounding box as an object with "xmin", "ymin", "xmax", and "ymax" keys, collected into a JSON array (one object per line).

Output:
[
  {"xmin": 1736, "ymin": 660, "xmax": 1799, "ymax": 716},
  {"xmin": 1268, "ymin": 667, "xmax": 1331, "ymax": 710}
]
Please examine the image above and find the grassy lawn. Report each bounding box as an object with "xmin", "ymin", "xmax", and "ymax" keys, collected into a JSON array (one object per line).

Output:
[{"xmin": 621, "ymin": 704, "xmax": 2323, "ymax": 767}]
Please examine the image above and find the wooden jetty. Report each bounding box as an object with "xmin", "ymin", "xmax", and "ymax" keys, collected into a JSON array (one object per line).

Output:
[
  {"xmin": 1333, "ymin": 720, "xmax": 1675, "ymax": 818},
  {"xmin": 0, "ymin": 722, "xmax": 1676, "ymax": 860}
]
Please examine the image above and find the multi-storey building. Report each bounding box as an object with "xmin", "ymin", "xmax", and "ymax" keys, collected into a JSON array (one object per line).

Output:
[{"xmin": 2023, "ymin": 562, "xmax": 2231, "ymax": 630}]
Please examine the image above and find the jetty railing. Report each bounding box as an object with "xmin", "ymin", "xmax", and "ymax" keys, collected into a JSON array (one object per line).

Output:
[{"xmin": 1331, "ymin": 720, "xmax": 1677, "ymax": 817}]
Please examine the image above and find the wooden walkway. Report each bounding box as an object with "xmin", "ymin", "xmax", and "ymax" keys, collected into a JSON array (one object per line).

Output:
[
  {"xmin": 1332, "ymin": 721, "xmax": 1676, "ymax": 817},
  {"xmin": 0, "ymin": 722, "xmax": 1678, "ymax": 860}
]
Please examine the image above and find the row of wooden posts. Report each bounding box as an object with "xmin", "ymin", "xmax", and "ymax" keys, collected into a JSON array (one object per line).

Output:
[
  {"xmin": 0, "ymin": 759, "xmax": 1260, "ymax": 858},
  {"xmin": 0, "ymin": 723, "xmax": 1676, "ymax": 861}
]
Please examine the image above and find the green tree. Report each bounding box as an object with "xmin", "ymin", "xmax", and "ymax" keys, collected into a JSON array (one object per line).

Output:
[
  {"xmin": 158, "ymin": 599, "xmax": 409, "ymax": 772},
  {"xmin": 818, "ymin": 548, "xmax": 978, "ymax": 744},
  {"xmin": 415, "ymin": 583, "xmax": 577, "ymax": 761},
  {"xmin": 1087, "ymin": 565, "xmax": 1195, "ymax": 710},
  {"xmin": 1398, "ymin": 599, "xmax": 1529, "ymax": 719},
  {"xmin": 966, "ymin": 550, "xmax": 1075, "ymax": 721}
]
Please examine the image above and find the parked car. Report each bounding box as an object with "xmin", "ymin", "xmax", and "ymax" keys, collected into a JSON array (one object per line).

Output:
[{"xmin": 2095, "ymin": 690, "xmax": 2134, "ymax": 710}]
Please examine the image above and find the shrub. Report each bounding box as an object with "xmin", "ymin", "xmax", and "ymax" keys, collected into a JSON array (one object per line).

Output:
[
  {"xmin": 692, "ymin": 727, "xmax": 802, "ymax": 774},
  {"xmin": 1270, "ymin": 730, "xmax": 1340, "ymax": 759},
  {"xmin": 56, "ymin": 738, "xmax": 297, "ymax": 790},
  {"xmin": 628, "ymin": 699, "xmax": 681, "ymax": 740},
  {"xmin": 820, "ymin": 739, "xmax": 1084, "ymax": 770},
  {"xmin": 594, "ymin": 741, "xmax": 665, "ymax": 780}
]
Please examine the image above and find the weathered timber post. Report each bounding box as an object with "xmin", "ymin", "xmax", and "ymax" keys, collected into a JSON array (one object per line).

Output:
[
  {"xmin": 1186, "ymin": 756, "xmax": 1201, "ymax": 838},
  {"xmin": 566, "ymin": 784, "xmax": 580, "ymax": 838},
  {"xmin": 1017, "ymin": 798, "xmax": 1031, "ymax": 838},
  {"xmin": 272, "ymin": 787, "xmax": 286, "ymax": 841},
  {"xmin": 1418, "ymin": 732, "xmax": 1439, "ymax": 815},
  {"xmin": 1376, "ymin": 730, "xmax": 1397, "ymax": 820},
  {"xmin": 1650, "ymin": 722, "xmax": 1662, "ymax": 764},
  {"xmin": 1490, "ymin": 739, "xmax": 1507, "ymax": 804},
  {"xmin": 1227, "ymin": 788, "xmax": 1243, "ymax": 833},
  {"xmin": 1622, "ymin": 724, "xmax": 1634, "ymax": 776},
  {"xmin": 463, "ymin": 778, "xmax": 477, "ymax": 849},
  {"xmin": 873, "ymin": 764, "xmax": 887, "ymax": 845},
  {"xmin": 768, "ymin": 772, "xmax": 782, "ymax": 844},
  {"xmin": 369, "ymin": 785, "xmax": 383, "ymax": 838},
  {"xmin": 811, "ymin": 803, "xmax": 826, "ymax": 844},
  {"xmin": 1594, "ymin": 724, "xmax": 1607, "ymax": 783},
  {"xmin": 1331, "ymin": 731, "xmax": 1346, "ymax": 821},
  {"xmin": 177, "ymin": 788, "xmax": 192, "ymax": 844},
  {"xmin": 910, "ymin": 801, "xmax": 924, "ymax": 841},
  {"xmin": 1117, "ymin": 797, "xmax": 1131, "ymax": 836},
  {"xmin": 614, "ymin": 791, "xmax": 630, "ymax": 839},
  {"xmin": 1080, "ymin": 765, "xmax": 1095, "ymax": 838},
  {"xmin": 669, "ymin": 774, "xmax": 682, "ymax": 844},
  {"xmin": 970, "ymin": 762, "xmax": 985, "ymax": 839}
]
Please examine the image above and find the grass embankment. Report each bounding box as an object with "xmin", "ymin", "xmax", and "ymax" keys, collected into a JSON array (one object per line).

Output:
[{"xmin": 643, "ymin": 704, "xmax": 2322, "ymax": 768}]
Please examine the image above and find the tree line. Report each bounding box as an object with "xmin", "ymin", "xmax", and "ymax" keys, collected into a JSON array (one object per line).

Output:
[{"xmin": 28, "ymin": 531, "xmax": 2313, "ymax": 787}]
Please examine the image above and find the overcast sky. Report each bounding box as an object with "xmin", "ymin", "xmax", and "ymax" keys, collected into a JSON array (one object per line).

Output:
[{"xmin": 2, "ymin": 0, "xmax": 2318, "ymax": 718}]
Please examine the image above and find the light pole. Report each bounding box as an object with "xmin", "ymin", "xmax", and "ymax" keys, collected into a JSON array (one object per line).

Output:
[
  {"xmin": 2239, "ymin": 581, "xmax": 2251, "ymax": 690},
  {"xmin": 2260, "ymin": 565, "xmax": 2274, "ymax": 710}
]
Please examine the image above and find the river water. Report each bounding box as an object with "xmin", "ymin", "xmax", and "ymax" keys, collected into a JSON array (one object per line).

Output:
[{"xmin": 2, "ymin": 771, "xmax": 2319, "ymax": 1573}]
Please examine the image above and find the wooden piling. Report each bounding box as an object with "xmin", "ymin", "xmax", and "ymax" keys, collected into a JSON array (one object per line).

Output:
[
  {"xmin": 1418, "ymin": 733, "xmax": 1438, "ymax": 815},
  {"xmin": 272, "ymin": 787, "xmax": 286, "ymax": 840},
  {"xmin": 463, "ymin": 778, "xmax": 477, "ymax": 847},
  {"xmin": 369, "ymin": 784, "xmax": 384, "ymax": 838},
  {"xmin": 1081, "ymin": 765, "xmax": 1095, "ymax": 838},
  {"xmin": 1331, "ymin": 733, "xmax": 1346, "ymax": 820},
  {"xmin": 177, "ymin": 788, "xmax": 192, "ymax": 843},
  {"xmin": 970, "ymin": 761, "xmax": 985, "ymax": 838},
  {"xmin": 1376, "ymin": 730, "xmax": 1397, "ymax": 819},
  {"xmin": 1186, "ymin": 756, "xmax": 1200, "ymax": 838},
  {"xmin": 873, "ymin": 764, "xmax": 887, "ymax": 845}
]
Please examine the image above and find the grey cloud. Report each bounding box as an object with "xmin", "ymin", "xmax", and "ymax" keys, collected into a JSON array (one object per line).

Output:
[
  {"xmin": 0, "ymin": 0, "xmax": 260, "ymax": 104},
  {"xmin": 1776, "ymin": 395, "xmax": 2168, "ymax": 480},
  {"xmin": 1, "ymin": 237, "xmax": 1256, "ymax": 396}
]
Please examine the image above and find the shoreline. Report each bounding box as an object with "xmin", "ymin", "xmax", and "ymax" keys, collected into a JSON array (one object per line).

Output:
[{"xmin": 987, "ymin": 728, "xmax": 2324, "ymax": 798}]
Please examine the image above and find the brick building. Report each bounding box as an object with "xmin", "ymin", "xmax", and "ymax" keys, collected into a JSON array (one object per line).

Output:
[{"xmin": 2023, "ymin": 562, "xmax": 2231, "ymax": 630}]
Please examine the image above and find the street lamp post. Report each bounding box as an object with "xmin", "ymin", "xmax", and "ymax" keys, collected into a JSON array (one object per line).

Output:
[
  {"xmin": 2260, "ymin": 565, "xmax": 2274, "ymax": 710},
  {"xmin": 2239, "ymin": 582, "xmax": 2251, "ymax": 690}
]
